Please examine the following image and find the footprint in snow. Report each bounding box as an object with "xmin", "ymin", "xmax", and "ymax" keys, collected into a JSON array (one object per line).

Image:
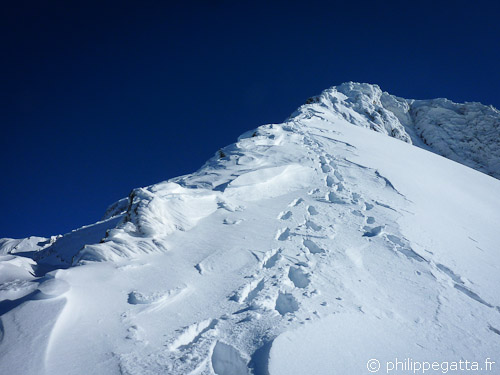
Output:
[
  {"xmin": 288, "ymin": 267, "xmax": 310, "ymax": 289},
  {"xmin": 303, "ymin": 238, "xmax": 325, "ymax": 254},
  {"xmin": 169, "ymin": 319, "xmax": 218, "ymax": 351},
  {"xmin": 305, "ymin": 220, "xmax": 322, "ymax": 232},
  {"xmin": 289, "ymin": 198, "xmax": 304, "ymax": 207},
  {"xmin": 211, "ymin": 342, "xmax": 248, "ymax": 375},
  {"xmin": 307, "ymin": 205, "xmax": 319, "ymax": 215},
  {"xmin": 262, "ymin": 249, "xmax": 281, "ymax": 269},
  {"xmin": 278, "ymin": 211, "xmax": 292, "ymax": 220},
  {"xmin": 275, "ymin": 292, "xmax": 299, "ymax": 316},
  {"xmin": 321, "ymin": 163, "xmax": 331, "ymax": 173},
  {"xmin": 325, "ymin": 175, "xmax": 335, "ymax": 187},
  {"xmin": 351, "ymin": 192, "xmax": 361, "ymax": 203},
  {"xmin": 351, "ymin": 210, "xmax": 364, "ymax": 217},
  {"xmin": 128, "ymin": 291, "xmax": 165, "ymax": 305},
  {"xmin": 334, "ymin": 182, "xmax": 345, "ymax": 192},
  {"xmin": 276, "ymin": 228, "xmax": 291, "ymax": 241},
  {"xmin": 327, "ymin": 191, "xmax": 346, "ymax": 204},
  {"xmin": 230, "ymin": 278, "xmax": 265, "ymax": 304},
  {"xmin": 127, "ymin": 286, "xmax": 187, "ymax": 306},
  {"xmin": 362, "ymin": 226, "xmax": 384, "ymax": 238}
]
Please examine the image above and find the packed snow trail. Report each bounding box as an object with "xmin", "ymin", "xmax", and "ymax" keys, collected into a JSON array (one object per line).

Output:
[{"xmin": 1, "ymin": 83, "xmax": 500, "ymax": 374}]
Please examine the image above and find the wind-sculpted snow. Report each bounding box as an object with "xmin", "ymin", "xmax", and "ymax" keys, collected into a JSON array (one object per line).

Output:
[
  {"xmin": 1, "ymin": 83, "xmax": 500, "ymax": 374},
  {"xmin": 293, "ymin": 82, "xmax": 500, "ymax": 178},
  {"xmin": 290, "ymin": 82, "xmax": 413, "ymax": 143},
  {"xmin": 407, "ymin": 99, "xmax": 500, "ymax": 178},
  {"xmin": 0, "ymin": 236, "xmax": 57, "ymax": 255},
  {"xmin": 224, "ymin": 164, "xmax": 315, "ymax": 201}
]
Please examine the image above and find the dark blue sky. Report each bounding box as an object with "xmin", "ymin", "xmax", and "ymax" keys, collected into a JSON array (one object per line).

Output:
[{"xmin": 2, "ymin": 0, "xmax": 499, "ymax": 238}]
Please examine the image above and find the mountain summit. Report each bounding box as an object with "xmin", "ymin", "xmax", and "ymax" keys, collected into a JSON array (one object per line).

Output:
[
  {"xmin": 292, "ymin": 82, "xmax": 500, "ymax": 179},
  {"xmin": 1, "ymin": 83, "xmax": 500, "ymax": 375}
]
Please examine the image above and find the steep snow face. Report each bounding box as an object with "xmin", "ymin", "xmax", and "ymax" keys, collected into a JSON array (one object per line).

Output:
[
  {"xmin": 407, "ymin": 98, "xmax": 500, "ymax": 178},
  {"xmin": 293, "ymin": 82, "xmax": 500, "ymax": 178},
  {"xmin": 1, "ymin": 84, "xmax": 500, "ymax": 375}
]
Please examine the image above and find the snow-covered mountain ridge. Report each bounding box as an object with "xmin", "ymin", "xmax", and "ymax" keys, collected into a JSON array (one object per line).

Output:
[
  {"xmin": 1, "ymin": 83, "xmax": 500, "ymax": 375},
  {"xmin": 292, "ymin": 82, "xmax": 500, "ymax": 178}
]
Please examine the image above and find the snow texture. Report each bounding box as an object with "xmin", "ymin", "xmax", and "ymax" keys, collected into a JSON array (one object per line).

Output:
[
  {"xmin": 291, "ymin": 82, "xmax": 500, "ymax": 178},
  {"xmin": 1, "ymin": 82, "xmax": 500, "ymax": 375}
]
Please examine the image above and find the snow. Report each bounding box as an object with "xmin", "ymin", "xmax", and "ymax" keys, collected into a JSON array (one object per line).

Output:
[
  {"xmin": 224, "ymin": 164, "xmax": 315, "ymax": 201},
  {"xmin": 1, "ymin": 83, "xmax": 500, "ymax": 375},
  {"xmin": 269, "ymin": 312, "xmax": 486, "ymax": 375},
  {"xmin": 0, "ymin": 236, "xmax": 56, "ymax": 254},
  {"xmin": 211, "ymin": 342, "xmax": 248, "ymax": 375},
  {"xmin": 292, "ymin": 82, "xmax": 500, "ymax": 178}
]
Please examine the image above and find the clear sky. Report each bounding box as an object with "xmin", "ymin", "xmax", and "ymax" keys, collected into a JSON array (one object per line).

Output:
[{"xmin": 2, "ymin": 0, "xmax": 499, "ymax": 238}]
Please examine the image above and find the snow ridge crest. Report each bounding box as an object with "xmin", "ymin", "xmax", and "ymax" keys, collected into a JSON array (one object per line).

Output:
[{"xmin": 291, "ymin": 82, "xmax": 500, "ymax": 179}]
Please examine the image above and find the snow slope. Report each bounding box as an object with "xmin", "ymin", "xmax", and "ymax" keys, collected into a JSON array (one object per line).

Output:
[{"xmin": 1, "ymin": 83, "xmax": 500, "ymax": 375}]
